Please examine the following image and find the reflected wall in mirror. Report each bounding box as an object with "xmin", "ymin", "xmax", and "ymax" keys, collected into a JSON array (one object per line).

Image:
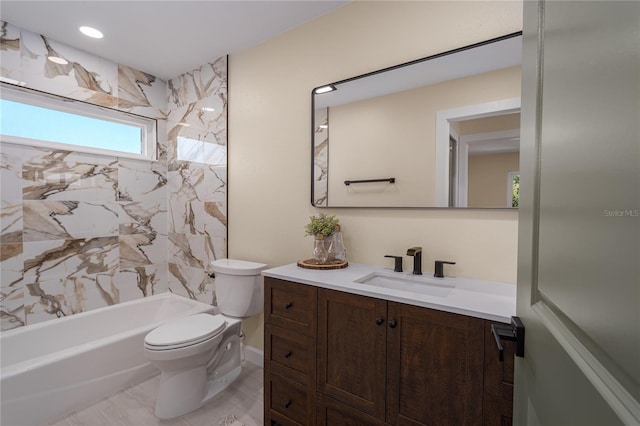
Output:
[{"xmin": 312, "ymin": 32, "xmax": 522, "ymax": 208}]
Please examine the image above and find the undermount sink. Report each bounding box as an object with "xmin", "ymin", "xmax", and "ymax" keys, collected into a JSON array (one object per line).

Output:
[{"xmin": 354, "ymin": 272, "xmax": 454, "ymax": 297}]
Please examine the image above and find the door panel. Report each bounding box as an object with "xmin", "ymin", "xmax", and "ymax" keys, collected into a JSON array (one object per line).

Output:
[
  {"xmin": 535, "ymin": 0, "xmax": 640, "ymax": 385},
  {"xmin": 515, "ymin": 1, "xmax": 639, "ymax": 424}
]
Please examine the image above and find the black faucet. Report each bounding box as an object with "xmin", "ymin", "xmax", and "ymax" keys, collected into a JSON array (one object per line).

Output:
[
  {"xmin": 384, "ymin": 255, "xmax": 403, "ymax": 272},
  {"xmin": 406, "ymin": 247, "xmax": 422, "ymax": 275},
  {"xmin": 434, "ymin": 260, "xmax": 456, "ymax": 278}
]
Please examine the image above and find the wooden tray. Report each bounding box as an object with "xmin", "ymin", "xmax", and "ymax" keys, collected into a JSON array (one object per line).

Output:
[{"xmin": 297, "ymin": 258, "xmax": 349, "ymax": 270}]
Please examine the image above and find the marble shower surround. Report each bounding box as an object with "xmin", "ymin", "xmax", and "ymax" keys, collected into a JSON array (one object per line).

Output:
[
  {"xmin": 166, "ymin": 56, "xmax": 228, "ymax": 305},
  {"xmin": 0, "ymin": 20, "xmax": 228, "ymax": 331}
]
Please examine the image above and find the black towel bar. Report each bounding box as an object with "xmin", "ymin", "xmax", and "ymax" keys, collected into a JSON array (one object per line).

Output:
[{"xmin": 344, "ymin": 177, "xmax": 395, "ymax": 186}]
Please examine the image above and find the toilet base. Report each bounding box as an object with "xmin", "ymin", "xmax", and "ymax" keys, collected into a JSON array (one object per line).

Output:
[
  {"xmin": 154, "ymin": 365, "xmax": 242, "ymax": 419},
  {"xmin": 150, "ymin": 322, "xmax": 243, "ymax": 420}
]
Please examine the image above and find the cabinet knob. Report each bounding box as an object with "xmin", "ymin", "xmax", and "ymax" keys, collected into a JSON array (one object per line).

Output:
[
  {"xmin": 284, "ymin": 400, "xmax": 292, "ymax": 409},
  {"xmin": 388, "ymin": 319, "xmax": 397, "ymax": 328},
  {"xmin": 376, "ymin": 317, "xmax": 384, "ymax": 325},
  {"xmin": 284, "ymin": 302, "xmax": 293, "ymax": 310},
  {"xmin": 284, "ymin": 351, "xmax": 292, "ymax": 358}
]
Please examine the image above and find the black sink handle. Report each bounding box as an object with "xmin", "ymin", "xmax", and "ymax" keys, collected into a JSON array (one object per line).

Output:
[
  {"xmin": 434, "ymin": 260, "xmax": 456, "ymax": 278},
  {"xmin": 384, "ymin": 255, "xmax": 403, "ymax": 272}
]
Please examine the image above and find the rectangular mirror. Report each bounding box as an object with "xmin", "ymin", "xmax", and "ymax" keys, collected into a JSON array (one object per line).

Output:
[{"xmin": 312, "ymin": 32, "xmax": 522, "ymax": 208}]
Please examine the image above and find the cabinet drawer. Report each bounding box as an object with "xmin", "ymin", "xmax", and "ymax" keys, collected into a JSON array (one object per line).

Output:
[
  {"xmin": 267, "ymin": 412, "xmax": 305, "ymax": 426},
  {"xmin": 267, "ymin": 373, "xmax": 314, "ymax": 426},
  {"xmin": 265, "ymin": 324, "xmax": 315, "ymax": 385},
  {"xmin": 317, "ymin": 395, "xmax": 387, "ymax": 426},
  {"xmin": 265, "ymin": 277, "xmax": 317, "ymax": 335}
]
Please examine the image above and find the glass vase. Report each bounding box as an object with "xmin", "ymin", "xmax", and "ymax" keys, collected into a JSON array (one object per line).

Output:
[{"xmin": 312, "ymin": 233, "xmax": 328, "ymax": 264}]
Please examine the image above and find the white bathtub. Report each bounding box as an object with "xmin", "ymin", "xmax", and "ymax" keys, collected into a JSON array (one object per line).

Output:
[{"xmin": 0, "ymin": 293, "xmax": 215, "ymax": 426}]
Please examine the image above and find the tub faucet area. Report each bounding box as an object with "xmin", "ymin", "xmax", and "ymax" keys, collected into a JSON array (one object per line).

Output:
[{"xmin": 406, "ymin": 246, "xmax": 422, "ymax": 275}]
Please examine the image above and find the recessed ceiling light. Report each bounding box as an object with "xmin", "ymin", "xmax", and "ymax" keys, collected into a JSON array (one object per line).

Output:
[
  {"xmin": 47, "ymin": 56, "xmax": 68, "ymax": 65},
  {"xmin": 79, "ymin": 26, "xmax": 103, "ymax": 39},
  {"xmin": 314, "ymin": 85, "xmax": 336, "ymax": 94}
]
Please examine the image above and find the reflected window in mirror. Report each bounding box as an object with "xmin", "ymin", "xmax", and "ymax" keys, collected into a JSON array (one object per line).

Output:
[{"xmin": 509, "ymin": 172, "xmax": 520, "ymax": 208}]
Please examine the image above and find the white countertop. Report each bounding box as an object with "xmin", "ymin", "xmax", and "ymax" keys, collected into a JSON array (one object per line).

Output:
[{"xmin": 263, "ymin": 263, "xmax": 516, "ymax": 323}]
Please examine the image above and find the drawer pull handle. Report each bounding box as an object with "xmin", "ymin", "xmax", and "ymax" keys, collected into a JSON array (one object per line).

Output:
[
  {"xmin": 284, "ymin": 302, "xmax": 293, "ymax": 310},
  {"xmin": 284, "ymin": 351, "xmax": 292, "ymax": 358},
  {"xmin": 376, "ymin": 317, "xmax": 384, "ymax": 325},
  {"xmin": 389, "ymin": 319, "xmax": 397, "ymax": 328},
  {"xmin": 284, "ymin": 400, "xmax": 292, "ymax": 409}
]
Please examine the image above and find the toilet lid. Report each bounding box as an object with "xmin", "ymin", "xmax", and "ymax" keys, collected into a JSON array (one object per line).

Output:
[{"xmin": 145, "ymin": 314, "xmax": 227, "ymax": 348}]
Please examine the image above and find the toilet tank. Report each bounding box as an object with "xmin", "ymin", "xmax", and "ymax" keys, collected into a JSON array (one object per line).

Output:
[{"xmin": 210, "ymin": 259, "xmax": 268, "ymax": 318}]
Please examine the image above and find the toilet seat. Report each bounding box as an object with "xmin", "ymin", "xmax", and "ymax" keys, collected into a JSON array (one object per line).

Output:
[{"xmin": 144, "ymin": 314, "xmax": 227, "ymax": 351}]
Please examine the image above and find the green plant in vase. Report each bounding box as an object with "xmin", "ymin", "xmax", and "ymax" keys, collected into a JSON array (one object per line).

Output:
[
  {"xmin": 305, "ymin": 214, "xmax": 339, "ymax": 265},
  {"xmin": 304, "ymin": 213, "xmax": 339, "ymax": 238}
]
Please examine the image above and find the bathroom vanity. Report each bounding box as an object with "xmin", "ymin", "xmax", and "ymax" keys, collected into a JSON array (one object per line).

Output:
[{"xmin": 263, "ymin": 264, "xmax": 517, "ymax": 426}]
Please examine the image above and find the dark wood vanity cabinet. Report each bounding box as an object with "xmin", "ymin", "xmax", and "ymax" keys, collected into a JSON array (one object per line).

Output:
[
  {"xmin": 317, "ymin": 288, "xmax": 485, "ymax": 425},
  {"xmin": 264, "ymin": 277, "xmax": 317, "ymax": 426},
  {"xmin": 264, "ymin": 277, "xmax": 514, "ymax": 426}
]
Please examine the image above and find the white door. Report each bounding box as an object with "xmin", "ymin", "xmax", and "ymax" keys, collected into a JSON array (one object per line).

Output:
[{"xmin": 515, "ymin": 1, "xmax": 639, "ymax": 425}]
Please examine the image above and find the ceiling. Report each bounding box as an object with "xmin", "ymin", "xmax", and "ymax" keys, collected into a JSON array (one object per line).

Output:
[{"xmin": 0, "ymin": 1, "xmax": 348, "ymax": 81}]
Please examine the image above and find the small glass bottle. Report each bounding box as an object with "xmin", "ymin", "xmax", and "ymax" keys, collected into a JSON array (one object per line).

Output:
[
  {"xmin": 312, "ymin": 233, "xmax": 328, "ymax": 264},
  {"xmin": 327, "ymin": 225, "xmax": 346, "ymax": 263}
]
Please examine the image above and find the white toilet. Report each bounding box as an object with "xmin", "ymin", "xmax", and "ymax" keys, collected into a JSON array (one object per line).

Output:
[{"xmin": 144, "ymin": 258, "xmax": 267, "ymax": 419}]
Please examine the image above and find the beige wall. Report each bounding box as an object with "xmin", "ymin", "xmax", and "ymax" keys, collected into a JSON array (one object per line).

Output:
[
  {"xmin": 469, "ymin": 152, "xmax": 520, "ymax": 207},
  {"xmin": 328, "ymin": 67, "xmax": 521, "ymax": 206},
  {"xmin": 228, "ymin": 1, "xmax": 522, "ymax": 350},
  {"xmin": 459, "ymin": 113, "xmax": 521, "ymax": 135}
]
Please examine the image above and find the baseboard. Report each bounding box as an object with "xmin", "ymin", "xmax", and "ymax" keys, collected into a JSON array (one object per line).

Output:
[{"xmin": 242, "ymin": 344, "xmax": 264, "ymax": 368}]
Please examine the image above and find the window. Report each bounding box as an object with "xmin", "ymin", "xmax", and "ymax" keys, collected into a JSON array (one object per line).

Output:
[
  {"xmin": 0, "ymin": 83, "xmax": 157, "ymax": 160},
  {"xmin": 508, "ymin": 171, "xmax": 520, "ymax": 208}
]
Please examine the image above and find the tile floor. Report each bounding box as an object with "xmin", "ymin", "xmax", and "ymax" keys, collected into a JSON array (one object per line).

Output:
[{"xmin": 49, "ymin": 362, "xmax": 263, "ymax": 426}]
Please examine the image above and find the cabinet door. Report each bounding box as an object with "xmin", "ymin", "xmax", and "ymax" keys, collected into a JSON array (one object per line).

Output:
[
  {"xmin": 386, "ymin": 302, "xmax": 484, "ymax": 425},
  {"xmin": 482, "ymin": 394, "xmax": 513, "ymax": 426},
  {"xmin": 483, "ymin": 320, "xmax": 515, "ymax": 426},
  {"xmin": 317, "ymin": 289, "xmax": 387, "ymax": 420},
  {"xmin": 483, "ymin": 320, "xmax": 515, "ymax": 401}
]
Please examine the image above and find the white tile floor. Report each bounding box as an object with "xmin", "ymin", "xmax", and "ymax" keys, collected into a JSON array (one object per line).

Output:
[{"xmin": 49, "ymin": 362, "xmax": 263, "ymax": 426}]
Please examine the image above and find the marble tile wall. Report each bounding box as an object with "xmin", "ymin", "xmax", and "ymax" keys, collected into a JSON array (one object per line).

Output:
[
  {"xmin": 0, "ymin": 21, "xmax": 228, "ymax": 331},
  {"xmin": 166, "ymin": 57, "xmax": 228, "ymax": 305}
]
